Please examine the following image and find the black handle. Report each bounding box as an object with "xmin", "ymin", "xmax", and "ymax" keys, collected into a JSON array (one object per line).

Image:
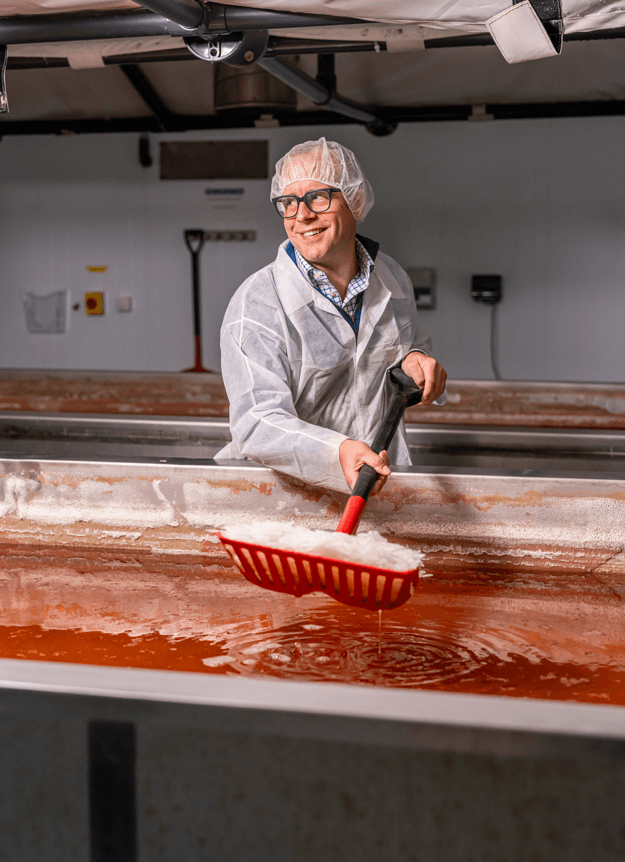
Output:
[
  {"xmin": 350, "ymin": 366, "xmax": 422, "ymax": 502},
  {"xmin": 184, "ymin": 229, "xmax": 205, "ymax": 256},
  {"xmin": 185, "ymin": 230, "xmax": 206, "ymax": 339}
]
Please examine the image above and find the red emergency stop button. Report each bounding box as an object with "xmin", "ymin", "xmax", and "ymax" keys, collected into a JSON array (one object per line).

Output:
[{"xmin": 85, "ymin": 292, "xmax": 104, "ymax": 315}]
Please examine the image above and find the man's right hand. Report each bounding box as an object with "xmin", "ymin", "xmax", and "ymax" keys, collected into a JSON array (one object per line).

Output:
[{"xmin": 339, "ymin": 439, "xmax": 391, "ymax": 496}]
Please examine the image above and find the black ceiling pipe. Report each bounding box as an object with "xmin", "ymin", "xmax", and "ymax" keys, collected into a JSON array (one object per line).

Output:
[
  {"xmin": 6, "ymin": 40, "xmax": 387, "ymax": 69},
  {"xmin": 0, "ymin": 10, "xmax": 190, "ymax": 44},
  {"xmin": 258, "ymin": 56, "xmax": 391, "ymax": 133},
  {"xmin": 221, "ymin": 4, "xmax": 366, "ymax": 31},
  {"xmin": 0, "ymin": 5, "xmax": 367, "ymax": 45},
  {"xmin": 131, "ymin": 0, "xmax": 205, "ymax": 29},
  {"xmin": 3, "ymin": 99, "xmax": 625, "ymax": 137},
  {"xmin": 120, "ymin": 64, "xmax": 174, "ymax": 131},
  {"xmin": 316, "ymin": 53, "xmax": 337, "ymax": 92}
]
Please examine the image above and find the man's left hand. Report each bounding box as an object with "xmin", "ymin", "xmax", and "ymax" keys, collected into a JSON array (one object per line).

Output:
[{"xmin": 401, "ymin": 352, "xmax": 447, "ymax": 405}]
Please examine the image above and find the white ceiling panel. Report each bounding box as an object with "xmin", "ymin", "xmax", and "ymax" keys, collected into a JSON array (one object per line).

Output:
[
  {"xmin": 332, "ymin": 39, "xmax": 625, "ymax": 106},
  {"xmin": 139, "ymin": 59, "xmax": 216, "ymax": 114},
  {"xmin": 4, "ymin": 65, "xmax": 152, "ymax": 120}
]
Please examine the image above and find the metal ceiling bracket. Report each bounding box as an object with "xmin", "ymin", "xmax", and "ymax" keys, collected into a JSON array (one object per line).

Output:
[
  {"xmin": 0, "ymin": 44, "xmax": 8, "ymax": 113},
  {"xmin": 185, "ymin": 30, "xmax": 269, "ymax": 65}
]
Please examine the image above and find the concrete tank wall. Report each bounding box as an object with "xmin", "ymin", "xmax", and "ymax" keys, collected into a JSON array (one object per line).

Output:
[{"xmin": 1, "ymin": 663, "xmax": 625, "ymax": 862}]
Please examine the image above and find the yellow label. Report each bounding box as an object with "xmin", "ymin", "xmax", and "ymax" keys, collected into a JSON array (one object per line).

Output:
[
  {"xmin": 85, "ymin": 292, "xmax": 104, "ymax": 315},
  {"xmin": 86, "ymin": 266, "xmax": 108, "ymax": 273}
]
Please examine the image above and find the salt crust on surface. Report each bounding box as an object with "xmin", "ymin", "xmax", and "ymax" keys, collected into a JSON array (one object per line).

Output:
[{"xmin": 220, "ymin": 520, "xmax": 424, "ymax": 572}]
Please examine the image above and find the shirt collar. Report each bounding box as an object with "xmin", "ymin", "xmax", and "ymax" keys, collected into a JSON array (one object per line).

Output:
[{"xmin": 288, "ymin": 237, "xmax": 375, "ymax": 284}]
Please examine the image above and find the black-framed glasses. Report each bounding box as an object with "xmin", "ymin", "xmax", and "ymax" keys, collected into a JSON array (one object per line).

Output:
[{"xmin": 272, "ymin": 187, "xmax": 341, "ymax": 219}]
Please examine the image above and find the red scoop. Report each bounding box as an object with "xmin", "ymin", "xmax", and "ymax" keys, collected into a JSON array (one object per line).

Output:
[{"xmin": 218, "ymin": 367, "xmax": 423, "ymax": 611}]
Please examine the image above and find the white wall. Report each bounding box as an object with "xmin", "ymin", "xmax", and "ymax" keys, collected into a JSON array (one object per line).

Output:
[{"xmin": 1, "ymin": 118, "xmax": 624, "ymax": 381}]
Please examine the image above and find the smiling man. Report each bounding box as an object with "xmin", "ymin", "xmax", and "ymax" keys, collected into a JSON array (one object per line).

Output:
[{"xmin": 216, "ymin": 137, "xmax": 447, "ymax": 495}]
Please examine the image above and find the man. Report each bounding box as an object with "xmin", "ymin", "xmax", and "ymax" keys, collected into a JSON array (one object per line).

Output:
[{"xmin": 216, "ymin": 137, "xmax": 447, "ymax": 495}]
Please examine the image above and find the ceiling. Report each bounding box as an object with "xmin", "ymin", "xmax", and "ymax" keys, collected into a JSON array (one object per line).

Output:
[{"xmin": 2, "ymin": 0, "xmax": 625, "ymax": 134}]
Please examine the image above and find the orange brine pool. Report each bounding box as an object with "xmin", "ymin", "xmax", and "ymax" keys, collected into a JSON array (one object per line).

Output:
[{"xmin": 0, "ymin": 545, "xmax": 623, "ymax": 704}]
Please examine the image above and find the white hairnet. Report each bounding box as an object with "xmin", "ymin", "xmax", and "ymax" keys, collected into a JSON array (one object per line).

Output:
[{"xmin": 271, "ymin": 137, "xmax": 374, "ymax": 223}]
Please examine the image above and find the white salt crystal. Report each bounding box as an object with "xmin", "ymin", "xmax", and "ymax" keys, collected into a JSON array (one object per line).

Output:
[
  {"xmin": 220, "ymin": 520, "xmax": 423, "ymax": 572},
  {"xmin": 201, "ymin": 655, "xmax": 232, "ymax": 667}
]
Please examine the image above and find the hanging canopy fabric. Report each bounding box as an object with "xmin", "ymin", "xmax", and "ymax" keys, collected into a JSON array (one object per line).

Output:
[
  {"xmin": 1, "ymin": 0, "xmax": 625, "ymax": 37},
  {"xmin": 1, "ymin": 0, "xmax": 625, "ymax": 72}
]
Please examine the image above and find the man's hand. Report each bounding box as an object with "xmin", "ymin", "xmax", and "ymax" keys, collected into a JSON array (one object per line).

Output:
[
  {"xmin": 401, "ymin": 352, "xmax": 447, "ymax": 406},
  {"xmin": 339, "ymin": 440, "xmax": 391, "ymax": 496}
]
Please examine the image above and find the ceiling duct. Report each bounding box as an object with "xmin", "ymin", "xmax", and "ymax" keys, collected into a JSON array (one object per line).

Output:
[
  {"xmin": 186, "ymin": 28, "xmax": 387, "ymax": 129},
  {"xmin": 214, "ymin": 62, "xmax": 297, "ymax": 112},
  {"xmin": 185, "ymin": 29, "xmax": 297, "ymax": 113}
]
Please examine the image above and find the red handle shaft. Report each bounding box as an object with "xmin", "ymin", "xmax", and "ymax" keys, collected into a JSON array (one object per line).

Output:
[{"xmin": 335, "ymin": 495, "xmax": 367, "ymax": 535}]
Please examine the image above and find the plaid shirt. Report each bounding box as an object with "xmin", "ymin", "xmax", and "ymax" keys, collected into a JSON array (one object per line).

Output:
[{"xmin": 293, "ymin": 239, "xmax": 375, "ymax": 322}]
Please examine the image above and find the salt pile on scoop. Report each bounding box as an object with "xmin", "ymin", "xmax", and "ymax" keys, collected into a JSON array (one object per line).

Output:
[{"xmin": 220, "ymin": 520, "xmax": 423, "ymax": 572}]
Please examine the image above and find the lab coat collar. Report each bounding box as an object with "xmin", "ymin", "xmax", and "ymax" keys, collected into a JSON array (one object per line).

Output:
[
  {"xmin": 274, "ymin": 241, "xmax": 321, "ymax": 316},
  {"xmin": 355, "ymin": 256, "xmax": 402, "ymax": 360},
  {"xmin": 273, "ymin": 236, "xmax": 400, "ymax": 319}
]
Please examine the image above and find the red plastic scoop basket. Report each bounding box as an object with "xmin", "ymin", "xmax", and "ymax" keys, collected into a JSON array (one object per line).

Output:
[
  {"xmin": 218, "ymin": 367, "xmax": 423, "ymax": 612},
  {"xmin": 218, "ymin": 533, "xmax": 419, "ymax": 611}
]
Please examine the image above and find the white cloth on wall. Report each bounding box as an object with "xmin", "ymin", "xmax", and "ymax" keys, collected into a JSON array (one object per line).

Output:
[
  {"xmin": 216, "ymin": 240, "xmax": 436, "ymax": 493},
  {"xmin": 22, "ymin": 290, "xmax": 67, "ymax": 333}
]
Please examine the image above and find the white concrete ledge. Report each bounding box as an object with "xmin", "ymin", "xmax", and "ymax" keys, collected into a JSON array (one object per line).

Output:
[{"xmin": 1, "ymin": 659, "xmax": 624, "ymax": 754}]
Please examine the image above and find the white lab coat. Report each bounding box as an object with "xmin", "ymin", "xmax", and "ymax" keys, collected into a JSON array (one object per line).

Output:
[{"xmin": 216, "ymin": 239, "xmax": 437, "ymax": 493}]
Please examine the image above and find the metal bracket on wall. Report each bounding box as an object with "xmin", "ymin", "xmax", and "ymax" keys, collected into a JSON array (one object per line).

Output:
[
  {"xmin": 204, "ymin": 230, "xmax": 256, "ymax": 241},
  {"xmin": 0, "ymin": 45, "xmax": 8, "ymax": 113}
]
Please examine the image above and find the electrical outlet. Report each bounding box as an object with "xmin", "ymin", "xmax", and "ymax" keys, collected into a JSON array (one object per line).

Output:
[{"xmin": 116, "ymin": 296, "xmax": 133, "ymax": 313}]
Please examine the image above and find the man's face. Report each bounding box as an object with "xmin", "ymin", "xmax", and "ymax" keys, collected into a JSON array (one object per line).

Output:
[{"xmin": 281, "ymin": 179, "xmax": 357, "ymax": 266}]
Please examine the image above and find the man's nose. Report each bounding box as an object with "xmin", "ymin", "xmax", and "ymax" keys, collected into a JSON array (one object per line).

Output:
[{"xmin": 295, "ymin": 202, "xmax": 315, "ymax": 221}]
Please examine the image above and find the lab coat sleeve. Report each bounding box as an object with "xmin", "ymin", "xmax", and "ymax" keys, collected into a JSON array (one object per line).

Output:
[{"xmin": 220, "ymin": 303, "xmax": 350, "ymax": 493}]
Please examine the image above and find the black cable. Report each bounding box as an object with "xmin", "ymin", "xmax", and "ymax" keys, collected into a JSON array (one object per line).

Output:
[{"xmin": 490, "ymin": 303, "xmax": 502, "ymax": 380}]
